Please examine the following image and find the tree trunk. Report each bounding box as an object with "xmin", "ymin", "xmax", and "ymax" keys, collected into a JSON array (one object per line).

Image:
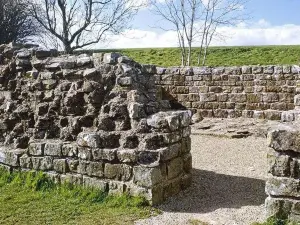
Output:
[
  {"xmin": 64, "ymin": 42, "xmax": 72, "ymax": 54},
  {"xmin": 187, "ymin": 43, "xmax": 192, "ymax": 66},
  {"xmin": 202, "ymin": 45, "xmax": 208, "ymax": 66}
]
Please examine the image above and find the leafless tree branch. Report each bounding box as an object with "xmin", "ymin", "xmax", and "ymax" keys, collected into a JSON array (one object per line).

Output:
[{"xmin": 29, "ymin": 0, "xmax": 143, "ymax": 53}]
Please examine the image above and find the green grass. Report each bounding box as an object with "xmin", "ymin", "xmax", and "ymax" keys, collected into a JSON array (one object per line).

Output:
[
  {"xmin": 82, "ymin": 45, "xmax": 300, "ymax": 67},
  {"xmin": 188, "ymin": 218, "xmax": 210, "ymax": 225},
  {"xmin": 253, "ymin": 217, "xmax": 299, "ymax": 225},
  {"xmin": 0, "ymin": 168, "xmax": 156, "ymax": 225}
]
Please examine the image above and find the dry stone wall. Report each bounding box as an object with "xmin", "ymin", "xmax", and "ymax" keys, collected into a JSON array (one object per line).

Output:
[
  {"xmin": 0, "ymin": 43, "xmax": 192, "ymax": 205},
  {"xmin": 266, "ymin": 126, "xmax": 300, "ymax": 221},
  {"xmin": 155, "ymin": 66, "xmax": 300, "ymax": 120}
]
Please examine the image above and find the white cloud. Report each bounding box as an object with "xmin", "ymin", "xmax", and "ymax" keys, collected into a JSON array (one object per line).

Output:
[{"xmin": 94, "ymin": 20, "xmax": 300, "ymax": 49}]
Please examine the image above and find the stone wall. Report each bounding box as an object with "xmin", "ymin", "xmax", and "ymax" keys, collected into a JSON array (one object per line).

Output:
[
  {"xmin": 0, "ymin": 43, "xmax": 192, "ymax": 205},
  {"xmin": 266, "ymin": 126, "xmax": 300, "ymax": 221},
  {"xmin": 155, "ymin": 66, "xmax": 300, "ymax": 120}
]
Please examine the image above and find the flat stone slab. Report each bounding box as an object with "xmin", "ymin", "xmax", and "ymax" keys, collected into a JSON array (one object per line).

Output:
[{"xmin": 192, "ymin": 117, "xmax": 298, "ymax": 138}]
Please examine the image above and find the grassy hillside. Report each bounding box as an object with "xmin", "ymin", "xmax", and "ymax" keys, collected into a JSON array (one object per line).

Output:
[
  {"xmin": 86, "ymin": 45, "xmax": 300, "ymax": 67},
  {"xmin": 0, "ymin": 169, "xmax": 155, "ymax": 224}
]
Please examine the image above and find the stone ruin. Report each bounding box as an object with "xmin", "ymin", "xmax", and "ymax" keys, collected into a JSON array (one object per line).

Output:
[
  {"xmin": 0, "ymin": 43, "xmax": 192, "ymax": 205},
  {"xmin": 266, "ymin": 126, "xmax": 300, "ymax": 221},
  {"xmin": 3, "ymin": 42, "xmax": 300, "ymax": 221}
]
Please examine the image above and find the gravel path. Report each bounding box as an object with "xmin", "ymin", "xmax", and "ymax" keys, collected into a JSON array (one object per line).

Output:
[{"xmin": 136, "ymin": 135, "xmax": 268, "ymax": 225}]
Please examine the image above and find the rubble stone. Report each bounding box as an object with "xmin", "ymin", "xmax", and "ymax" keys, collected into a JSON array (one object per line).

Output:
[{"xmin": 0, "ymin": 42, "xmax": 191, "ymax": 205}]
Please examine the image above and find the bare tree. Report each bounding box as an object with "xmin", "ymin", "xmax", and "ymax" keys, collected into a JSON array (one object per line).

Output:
[
  {"xmin": 151, "ymin": 0, "xmax": 201, "ymax": 66},
  {"xmin": 29, "ymin": 0, "xmax": 142, "ymax": 53},
  {"xmin": 0, "ymin": 0, "xmax": 40, "ymax": 44},
  {"xmin": 151, "ymin": 0, "xmax": 247, "ymax": 66},
  {"xmin": 197, "ymin": 0, "xmax": 247, "ymax": 66}
]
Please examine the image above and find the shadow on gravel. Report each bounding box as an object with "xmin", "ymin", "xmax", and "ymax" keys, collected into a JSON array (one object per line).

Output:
[{"xmin": 160, "ymin": 169, "xmax": 266, "ymax": 213}]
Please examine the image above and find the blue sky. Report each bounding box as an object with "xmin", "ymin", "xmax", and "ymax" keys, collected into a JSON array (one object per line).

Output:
[
  {"xmin": 101, "ymin": 0, "xmax": 300, "ymax": 48},
  {"xmin": 246, "ymin": 0, "xmax": 300, "ymax": 25}
]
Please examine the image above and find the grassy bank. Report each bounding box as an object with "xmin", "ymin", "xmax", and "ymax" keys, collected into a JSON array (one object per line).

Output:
[
  {"xmin": 84, "ymin": 45, "xmax": 300, "ymax": 67},
  {"xmin": 253, "ymin": 217, "xmax": 298, "ymax": 225},
  {"xmin": 0, "ymin": 168, "xmax": 156, "ymax": 225}
]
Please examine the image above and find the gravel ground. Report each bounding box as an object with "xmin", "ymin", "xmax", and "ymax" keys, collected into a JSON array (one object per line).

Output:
[{"xmin": 135, "ymin": 134, "xmax": 268, "ymax": 225}]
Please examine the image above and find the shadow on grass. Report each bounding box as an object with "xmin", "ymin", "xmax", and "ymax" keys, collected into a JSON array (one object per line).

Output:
[{"xmin": 160, "ymin": 168, "xmax": 266, "ymax": 213}]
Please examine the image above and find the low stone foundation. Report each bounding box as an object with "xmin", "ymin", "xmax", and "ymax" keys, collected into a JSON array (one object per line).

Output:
[
  {"xmin": 0, "ymin": 110, "xmax": 192, "ymax": 205},
  {"xmin": 266, "ymin": 126, "xmax": 300, "ymax": 221},
  {"xmin": 0, "ymin": 43, "xmax": 192, "ymax": 205},
  {"xmin": 155, "ymin": 65, "xmax": 300, "ymax": 120}
]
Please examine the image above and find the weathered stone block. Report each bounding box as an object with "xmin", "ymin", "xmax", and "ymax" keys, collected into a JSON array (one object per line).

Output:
[
  {"xmin": 28, "ymin": 142, "xmax": 45, "ymax": 156},
  {"xmin": 142, "ymin": 134, "xmax": 165, "ymax": 150},
  {"xmin": 103, "ymin": 53, "xmax": 121, "ymax": 64},
  {"xmin": 44, "ymin": 142, "xmax": 62, "ymax": 156},
  {"xmin": 92, "ymin": 148, "xmax": 116, "ymax": 161},
  {"xmin": 31, "ymin": 157, "xmax": 42, "ymax": 170},
  {"xmin": 77, "ymin": 132, "xmax": 100, "ymax": 148},
  {"xmin": 162, "ymin": 132, "xmax": 182, "ymax": 145},
  {"xmin": 211, "ymin": 67, "xmax": 224, "ymax": 75},
  {"xmin": 138, "ymin": 151, "xmax": 160, "ymax": 166},
  {"xmin": 268, "ymin": 151, "xmax": 291, "ymax": 177},
  {"xmin": 251, "ymin": 66, "xmax": 263, "ymax": 74},
  {"xmin": 225, "ymin": 67, "xmax": 242, "ymax": 75},
  {"xmin": 62, "ymin": 143, "xmax": 78, "ymax": 157},
  {"xmin": 262, "ymin": 93, "xmax": 279, "ymax": 103},
  {"xmin": 19, "ymin": 155, "xmax": 32, "ymax": 168},
  {"xmin": 294, "ymin": 95, "xmax": 300, "ymax": 106},
  {"xmin": 281, "ymin": 111, "xmax": 296, "ymax": 122},
  {"xmin": 83, "ymin": 68, "xmax": 99, "ymax": 80},
  {"xmin": 0, "ymin": 149, "xmax": 25, "ymax": 167},
  {"xmin": 76, "ymin": 54, "xmax": 91, "ymax": 67},
  {"xmin": 108, "ymin": 181, "xmax": 127, "ymax": 195},
  {"xmin": 42, "ymin": 79, "xmax": 57, "ymax": 90},
  {"xmin": 183, "ymin": 153, "xmax": 193, "ymax": 173},
  {"xmin": 78, "ymin": 161, "xmax": 89, "ymax": 175},
  {"xmin": 87, "ymin": 162, "xmax": 104, "ymax": 178},
  {"xmin": 253, "ymin": 111, "xmax": 265, "ymax": 119},
  {"xmin": 40, "ymin": 72, "xmax": 55, "ymax": 80},
  {"xmin": 53, "ymin": 159, "xmax": 68, "ymax": 174},
  {"xmin": 264, "ymin": 110, "xmax": 281, "ymax": 120},
  {"xmin": 266, "ymin": 177, "xmax": 300, "ymax": 198},
  {"xmin": 133, "ymin": 166, "xmax": 164, "ymax": 188},
  {"xmin": 229, "ymin": 94, "xmax": 247, "ymax": 103},
  {"xmin": 83, "ymin": 176, "xmax": 108, "ymax": 191},
  {"xmin": 158, "ymin": 143, "xmax": 181, "ymax": 161},
  {"xmin": 146, "ymin": 113, "xmax": 168, "ymax": 130},
  {"xmin": 104, "ymin": 164, "xmax": 132, "ymax": 181},
  {"xmin": 182, "ymin": 127, "xmax": 191, "ymax": 138},
  {"xmin": 78, "ymin": 147, "xmax": 92, "ymax": 160},
  {"xmin": 268, "ymin": 128, "xmax": 300, "ymax": 152},
  {"xmin": 117, "ymin": 149, "xmax": 137, "ymax": 163},
  {"xmin": 181, "ymin": 137, "xmax": 191, "ymax": 154},
  {"xmin": 117, "ymin": 77, "xmax": 132, "ymax": 86},
  {"xmin": 265, "ymin": 197, "xmax": 293, "ymax": 219},
  {"xmin": 167, "ymin": 157, "xmax": 183, "ymax": 179},
  {"xmin": 60, "ymin": 173, "xmax": 83, "ymax": 185},
  {"xmin": 199, "ymin": 93, "xmax": 217, "ymax": 102},
  {"xmin": 67, "ymin": 160, "xmax": 79, "ymax": 173},
  {"xmin": 165, "ymin": 115, "xmax": 180, "ymax": 131},
  {"xmin": 32, "ymin": 156, "xmax": 53, "ymax": 171}
]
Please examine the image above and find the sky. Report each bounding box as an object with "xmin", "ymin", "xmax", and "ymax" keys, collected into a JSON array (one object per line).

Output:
[{"xmin": 99, "ymin": 0, "xmax": 300, "ymax": 49}]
